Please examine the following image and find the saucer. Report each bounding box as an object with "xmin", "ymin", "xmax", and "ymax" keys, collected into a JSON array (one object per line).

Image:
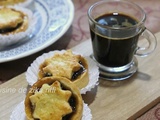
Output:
[{"xmin": 91, "ymin": 56, "xmax": 138, "ymax": 81}]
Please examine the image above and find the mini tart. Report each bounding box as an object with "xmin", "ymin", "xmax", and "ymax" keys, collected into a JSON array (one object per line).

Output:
[
  {"xmin": 0, "ymin": 7, "xmax": 28, "ymax": 35},
  {"xmin": 0, "ymin": 6, "xmax": 34, "ymax": 47},
  {"xmin": 39, "ymin": 50, "xmax": 89, "ymax": 89},
  {"xmin": 25, "ymin": 76, "xmax": 83, "ymax": 120}
]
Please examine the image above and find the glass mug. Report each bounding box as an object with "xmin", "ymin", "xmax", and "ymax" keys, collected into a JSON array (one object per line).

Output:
[{"xmin": 88, "ymin": 0, "xmax": 157, "ymax": 80}]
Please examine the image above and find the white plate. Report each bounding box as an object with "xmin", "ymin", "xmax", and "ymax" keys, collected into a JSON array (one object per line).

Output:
[
  {"xmin": 0, "ymin": 0, "xmax": 74, "ymax": 63},
  {"xmin": 10, "ymin": 101, "xmax": 92, "ymax": 120}
]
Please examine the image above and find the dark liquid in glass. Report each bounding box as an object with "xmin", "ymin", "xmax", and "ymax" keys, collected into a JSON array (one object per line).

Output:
[{"xmin": 90, "ymin": 13, "xmax": 139, "ymax": 67}]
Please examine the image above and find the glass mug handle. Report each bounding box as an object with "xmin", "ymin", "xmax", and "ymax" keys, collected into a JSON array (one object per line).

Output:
[{"xmin": 136, "ymin": 28, "xmax": 157, "ymax": 56}]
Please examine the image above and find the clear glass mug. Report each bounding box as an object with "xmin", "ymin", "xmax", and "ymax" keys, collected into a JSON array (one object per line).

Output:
[{"xmin": 88, "ymin": 0, "xmax": 157, "ymax": 80}]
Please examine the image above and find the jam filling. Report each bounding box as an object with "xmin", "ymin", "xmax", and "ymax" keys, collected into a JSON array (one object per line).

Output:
[
  {"xmin": 60, "ymin": 84, "xmax": 77, "ymax": 120},
  {"xmin": 44, "ymin": 72, "xmax": 52, "ymax": 77},
  {"xmin": 71, "ymin": 61, "xmax": 85, "ymax": 81},
  {"xmin": 62, "ymin": 95, "xmax": 76, "ymax": 120},
  {"xmin": 0, "ymin": 22, "xmax": 23, "ymax": 34}
]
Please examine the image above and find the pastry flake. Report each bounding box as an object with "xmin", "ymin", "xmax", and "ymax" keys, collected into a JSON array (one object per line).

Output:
[
  {"xmin": 40, "ymin": 50, "xmax": 82, "ymax": 79},
  {"xmin": 29, "ymin": 81, "xmax": 72, "ymax": 120},
  {"xmin": 25, "ymin": 77, "xmax": 83, "ymax": 120}
]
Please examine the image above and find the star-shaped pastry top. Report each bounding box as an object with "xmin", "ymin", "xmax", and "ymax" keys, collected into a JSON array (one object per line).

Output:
[
  {"xmin": 29, "ymin": 81, "xmax": 72, "ymax": 120},
  {"xmin": 0, "ymin": 8, "xmax": 24, "ymax": 29},
  {"xmin": 42, "ymin": 50, "xmax": 82, "ymax": 79}
]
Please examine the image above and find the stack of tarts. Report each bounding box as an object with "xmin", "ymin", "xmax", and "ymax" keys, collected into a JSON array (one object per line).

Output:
[
  {"xmin": 0, "ymin": 0, "xmax": 35, "ymax": 48},
  {"xmin": 23, "ymin": 50, "xmax": 99, "ymax": 120}
]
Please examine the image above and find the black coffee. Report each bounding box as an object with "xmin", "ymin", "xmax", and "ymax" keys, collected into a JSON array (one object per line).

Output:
[{"xmin": 90, "ymin": 13, "xmax": 139, "ymax": 67}]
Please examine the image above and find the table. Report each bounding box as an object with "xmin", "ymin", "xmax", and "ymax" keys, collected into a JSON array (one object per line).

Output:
[
  {"xmin": 0, "ymin": 0, "xmax": 160, "ymax": 120},
  {"xmin": 0, "ymin": 31, "xmax": 160, "ymax": 119}
]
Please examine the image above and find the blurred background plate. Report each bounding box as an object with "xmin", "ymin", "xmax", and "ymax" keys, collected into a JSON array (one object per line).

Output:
[{"xmin": 0, "ymin": 0, "xmax": 74, "ymax": 63}]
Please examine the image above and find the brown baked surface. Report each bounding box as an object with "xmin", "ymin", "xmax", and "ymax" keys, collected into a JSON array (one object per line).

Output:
[{"xmin": 39, "ymin": 50, "xmax": 89, "ymax": 89}]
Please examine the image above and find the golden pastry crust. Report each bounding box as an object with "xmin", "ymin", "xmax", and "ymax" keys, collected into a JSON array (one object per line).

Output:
[
  {"xmin": 39, "ymin": 50, "xmax": 89, "ymax": 89},
  {"xmin": 0, "ymin": 7, "xmax": 28, "ymax": 34},
  {"xmin": 25, "ymin": 76, "xmax": 83, "ymax": 120},
  {"xmin": 0, "ymin": 0, "xmax": 25, "ymax": 6}
]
